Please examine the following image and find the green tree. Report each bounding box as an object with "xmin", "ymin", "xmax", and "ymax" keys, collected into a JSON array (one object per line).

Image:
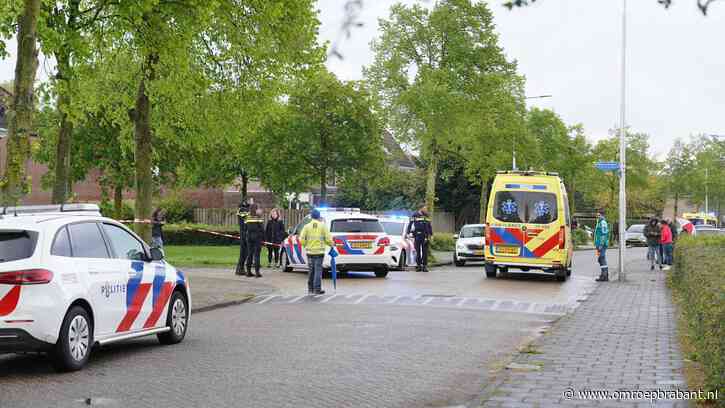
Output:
[
  {"xmin": 274, "ymin": 69, "xmax": 382, "ymax": 205},
  {"xmin": 664, "ymin": 138, "xmax": 696, "ymax": 218},
  {"xmin": 1, "ymin": 0, "xmax": 41, "ymax": 205},
  {"xmin": 366, "ymin": 0, "xmax": 522, "ymax": 215}
]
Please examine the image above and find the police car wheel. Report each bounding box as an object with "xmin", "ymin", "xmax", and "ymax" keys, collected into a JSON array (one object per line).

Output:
[
  {"xmin": 454, "ymin": 253, "xmax": 465, "ymax": 267},
  {"xmin": 52, "ymin": 306, "xmax": 93, "ymax": 372},
  {"xmin": 158, "ymin": 290, "xmax": 188, "ymax": 345},
  {"xmin": 374, "ymin": 269, "xmax": 389, "ymax": 278},
  {"xmin": 485, "ymin": 264, "xmax": 497, "ymax": 278}
]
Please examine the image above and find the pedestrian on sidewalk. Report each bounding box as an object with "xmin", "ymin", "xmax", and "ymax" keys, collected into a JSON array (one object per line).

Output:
[
  {"xmin": 151, "ymin": 207, "xmax": 167, "ymax": 249},
  {"xmin": 300, "ymin": 209, "xmax": 333, "ymax": 295},
  {"xmin": 660, "ymin": 219, "xmax": 673, "ymax": 269},
  {"xmin": 644, "ymin": 217, "xmax": 662, "ymax": 270},
  {"xmin": 406, "ymin": 206, "xmax": 433, "ymax": 272},
  {"xmin": 265, "ymin": 208, "xmax": 286, "ymax": 268},
  {"xmin": 245, "ymin": 205, "xmax": 265, "ymax": 278},
  {"xmin": 594, "ymin": 209, "xmax": 610, "ymax": 282},
  {"xmin": 234, "ymin": 197, "xmax": 252, "ymax": 276}
]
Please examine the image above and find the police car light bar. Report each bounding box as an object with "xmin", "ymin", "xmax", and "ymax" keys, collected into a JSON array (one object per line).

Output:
[
  {"xmin": 0, "ymin": 204, "xmax": 102, "ymax": 216},
  {"xmin": 317, "ymin": 207, "xmax": 360, "ymax": 213}
]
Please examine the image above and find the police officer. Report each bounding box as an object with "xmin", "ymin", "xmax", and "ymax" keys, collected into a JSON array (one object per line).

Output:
[
  {"xmin": 234, "ymin": 197, "xmax": 252, "ymax": 276},
  {"xmin": 406, "ymin": 206, "xmax": 433, "ymax": 272},
  {"xmin": 245, "ymin": 205, "xmax": 265, "ymax": 278}
]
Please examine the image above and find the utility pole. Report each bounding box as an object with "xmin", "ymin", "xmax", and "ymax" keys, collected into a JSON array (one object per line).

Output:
[
  {"xmin": 705, "ymin": 167, "xmax": 709, "ymax": 214},
  {"xmin": 618, "ymin": 0, "xmax": 628, "ymax": 282}
]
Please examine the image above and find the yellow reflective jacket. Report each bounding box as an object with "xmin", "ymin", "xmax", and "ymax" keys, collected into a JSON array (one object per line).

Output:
[{"xmin": 299, "ymin": 219, "xmax": 333, "ymax": 255}]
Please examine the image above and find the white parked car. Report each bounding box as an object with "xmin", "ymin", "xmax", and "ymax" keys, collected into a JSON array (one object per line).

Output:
[
  {"xmin": 625, "ymin": 224, "xmax": 647, "ymax": 247},
  {"xmin": 379, "ymin": 216, "xmax": 417, "ymax": 270},
  {"xmin": 0, "ymin": 204, "xmax": 190, "ymax": 371},
  {"xmin": 283, "ymin": 208, "xmax": 391, "ymax": 277},
  {"xmin": 453, "ymin": 224, "xmax": 486, "ymax": 266}
]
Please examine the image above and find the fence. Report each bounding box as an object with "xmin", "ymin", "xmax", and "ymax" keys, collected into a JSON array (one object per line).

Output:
[{"xmin": 193, "ymin": 208, "xmax": 457, "ymax": 233}]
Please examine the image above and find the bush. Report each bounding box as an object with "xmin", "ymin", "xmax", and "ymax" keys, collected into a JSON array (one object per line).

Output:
[
  {"xmin": 430, "ymin": 233, "xmax": 455, "ymax": 251},
  {"xmin": 99, "ymin": 200, "xmax": 134, "ymax": 220},
  {"xmin": 670, "ymin": 235, "xmax": 725, "ymax": 404},
  {"xmin": 572, "ymin": 228, "xmax": 590, "ymax": 248},
  {"xmin": 157, "ymin": 194, "xmax": 195, "ymax": 223}
]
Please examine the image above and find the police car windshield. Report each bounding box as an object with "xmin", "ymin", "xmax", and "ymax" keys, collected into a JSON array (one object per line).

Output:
[
  {"xmin": 493, "ymin": 191, "xmax": 558, "ymax": 224},
  {"xmin": 460, "ymin": 226, "xmax": 484, "ymax": 238},
  {"xmin": 381, "ymin": 222, "xmax": 405, "ymax": 236},
  {"xmin": 331, "ymin": 219, "xmax": 384, "ymax": 233},
  {"xmin": 627, "ymin": 225, "xmax": 644, "ymax": 233},
  {"xmin": 0, "ymin": 230, "xmax": 38, "ymax": 263}
]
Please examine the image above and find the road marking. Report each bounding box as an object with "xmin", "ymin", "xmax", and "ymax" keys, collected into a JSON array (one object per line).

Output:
[
  {"xmin": 320, "ymin": 294, "xmax": 338, "ymax": 303},
  {"xmin": 354, "ymin": 294, "xmax": 371, "ymax": 304},
  {"xmin": 421, "ymin": 297, "xmax": 435, "ymax": 305},
  {"xmin": 386, "ymin": 296, "xmax": 401, "ymax": 304},
  {"xmin": 455, "ymin": 298, "xmax": 467, "ymax": 307},
  {"xmin": 289, "ymin": 296, "xmax": 306, "ymax": 304},
  {"xmin": 257, "ymin": 296, "xmax": 275, "ymax": 304}
]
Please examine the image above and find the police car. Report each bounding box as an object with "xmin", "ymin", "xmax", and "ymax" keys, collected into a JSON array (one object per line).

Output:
[
  {"xmin": 378, "ymin": 215, "xmax": 416, "ymax": 270},
  {"xmin": 282, "ymin": 208, "xmax": 391, "ymax": 277},
  {"xmin": 0, "ymin": 204, "xmax": 190, "ymax": 371}
]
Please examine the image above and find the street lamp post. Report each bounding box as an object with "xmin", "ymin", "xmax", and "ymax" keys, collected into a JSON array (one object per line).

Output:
[{"xmin": 618, "ymin": 0, "xmax": 628, "ymax": 282}]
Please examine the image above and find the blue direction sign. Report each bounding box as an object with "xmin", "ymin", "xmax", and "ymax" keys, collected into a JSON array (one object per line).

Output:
[{"xmin": 595, "ymin": 161, "xmax": 620, "ymax": 172}]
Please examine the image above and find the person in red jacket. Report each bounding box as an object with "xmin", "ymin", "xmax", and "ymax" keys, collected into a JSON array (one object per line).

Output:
[{"xmin": 660, "ymin": 220, "xmax": 673, "ymax": 270}]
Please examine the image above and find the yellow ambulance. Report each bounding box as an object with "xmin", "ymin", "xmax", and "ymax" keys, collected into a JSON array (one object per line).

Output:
[{"xmin": 484, "ymin": 171, "xmax": 573, "ymax": 282}]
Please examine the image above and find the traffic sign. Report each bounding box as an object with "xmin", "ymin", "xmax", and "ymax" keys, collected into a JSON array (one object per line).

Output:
[{"xmin": 595, "ymin": 161, "xmax": 620, "ymax": 172}]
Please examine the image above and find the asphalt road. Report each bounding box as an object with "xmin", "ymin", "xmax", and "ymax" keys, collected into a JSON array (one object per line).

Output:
[{"xmin": 0, "ymin": 249, "xmax": 627, "ymax": 408}]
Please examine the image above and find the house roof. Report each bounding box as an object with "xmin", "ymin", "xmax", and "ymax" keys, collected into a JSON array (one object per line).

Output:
[{"xmin": 382, "ymin": 130, "xmax": 416, "ymax": 170}]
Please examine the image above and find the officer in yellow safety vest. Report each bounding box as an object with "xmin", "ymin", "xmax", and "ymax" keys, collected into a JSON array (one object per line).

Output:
[{"xmin": 300, "ymin": 209, "xmax": 333, "ymax": 295}]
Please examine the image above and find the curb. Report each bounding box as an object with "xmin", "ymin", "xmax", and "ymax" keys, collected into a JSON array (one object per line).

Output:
[{"xmin": 192, "ymin": 295, "xmax": 256, "ymax": 314}]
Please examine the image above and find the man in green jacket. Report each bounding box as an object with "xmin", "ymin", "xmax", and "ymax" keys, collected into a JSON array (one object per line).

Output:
[
  {"xmin": 594, "ymin": 209, "xmax": 610, "ymax": 282},
  {"xmin": 300, "ymin": 209, "xmax": 334, "ymax": 295}
]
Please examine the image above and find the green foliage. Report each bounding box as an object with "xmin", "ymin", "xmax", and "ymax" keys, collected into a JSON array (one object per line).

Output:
[
  {"xmin": 336, "ymin": 166, "xmax": 424, "ymax": 211},
  {"xmin": 572, "ymin": 228, "xmax": 589, "ymax": 248},
  {"xmin": 164, "ymin": 245, "xmax": 244, "ymax": 268},
  {"xmin": 99, "ymin": 199, "xmax": 134, "ymax": 220},
  {"xmin": 157, "ymin": 194, "xmax": 195, "ymax": 223},
  {"xmin": 430, "ymin": 233, "xmax": 455, "ymax": 252},
  {"xmin": 367, "ymin": 0, "xmax": 524, "ymax": 213},
  {"xmin": 670, "ymin": 235, "xmax": 725, "ymax": 403}
]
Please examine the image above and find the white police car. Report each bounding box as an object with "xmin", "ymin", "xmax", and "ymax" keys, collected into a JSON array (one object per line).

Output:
[
  {"xmin": 453, "ymin": 224, "xmax": 486, "ymax": 266},
  {"xmin": 0, "ymin": 204, "xmax": 190, "ymax": 371},
  {"xmin": 282, "ymin": 208, "xmax": 391, "ymax": 277},
  {"xmin": 378, "ymin": 215, "xmax": 417, "ymax": 270}
]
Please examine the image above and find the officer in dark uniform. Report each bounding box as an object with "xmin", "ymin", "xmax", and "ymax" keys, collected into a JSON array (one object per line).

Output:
[
  {"xmin": 406, "ymin": 206, "xmax": 433, "ymax": 272},
  {"xmin": 234, "ymin": 197, "xmax": 252, "ymax": 276},
  {"xmin": 245, "ymin": 204, "xmax": 265, "ymax": 278}
]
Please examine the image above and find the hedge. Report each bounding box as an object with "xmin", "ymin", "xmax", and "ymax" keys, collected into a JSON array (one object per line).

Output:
[
  {"xmin": 430, "ymin": 233, "xmax": 455, "ymax": 252},
  {"xmin": 670, "ymin": 235, "xmax": 725, "ymax": 405}
]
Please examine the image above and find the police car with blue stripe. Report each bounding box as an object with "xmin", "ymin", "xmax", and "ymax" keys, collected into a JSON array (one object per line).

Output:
[
  {"xmin": 282, "ymin": 208, "xmax": 391, "ymax": 277},
  {"xmin": 0, "ymin": 204, "xmax": 190, "ymax": 371}
]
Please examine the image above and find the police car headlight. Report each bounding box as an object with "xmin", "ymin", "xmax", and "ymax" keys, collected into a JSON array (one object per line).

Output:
[{"xmin": 456, "ymin": 244, "xmax": 466, "ymax": 251}]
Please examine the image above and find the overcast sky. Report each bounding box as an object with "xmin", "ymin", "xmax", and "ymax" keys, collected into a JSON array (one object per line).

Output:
[
  {"xmin": 317, "ymin": 0, "xmax": 725, "ymax": 158},
  {"xmin": 1, "ymin": 1, "xmax": 723, "ymax": 157}
]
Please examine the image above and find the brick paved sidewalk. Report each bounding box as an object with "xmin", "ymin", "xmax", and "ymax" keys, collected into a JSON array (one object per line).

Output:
[{"xmin": 478, "ymin": 256, "xmax": 688, "ymax": 407}]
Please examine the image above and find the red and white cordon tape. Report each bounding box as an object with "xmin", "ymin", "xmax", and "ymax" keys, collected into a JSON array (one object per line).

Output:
[{"xmin": 118, "ymin": 219, "xmax": 282, "ymax": 247}]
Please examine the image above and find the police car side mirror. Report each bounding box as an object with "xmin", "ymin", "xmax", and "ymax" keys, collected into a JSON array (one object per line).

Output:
[
  {"xmin": 150, "ymin": 247, "xmax": 165, "ymax": 262},
  {"xmin": 453, "ymin": 234, "xmax": 458, "ymax": 240}
]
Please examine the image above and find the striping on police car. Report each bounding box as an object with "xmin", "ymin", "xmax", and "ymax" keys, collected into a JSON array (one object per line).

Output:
[{"xmin": 0, "ymin": 204, "xmax": 191, "ymax": 371}]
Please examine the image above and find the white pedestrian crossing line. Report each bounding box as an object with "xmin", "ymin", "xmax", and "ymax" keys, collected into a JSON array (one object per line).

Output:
[{"xmin": 248, "ymin": 293, "xmax": 576, "ymax": 316}]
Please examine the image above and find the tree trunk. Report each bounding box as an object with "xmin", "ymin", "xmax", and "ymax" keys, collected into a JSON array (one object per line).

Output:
[
  {"xmin": 320, "ymin": 168, "xmax": 327, "ymax": 205},
  {"xmin": 2, "ymin": 0, "xmax": 40, "ymax": 206},
  {"xmin": 479, "ymin": 173, "xmax": 488, "ymax": 224},
  {"xmin": 131, "ymin": 54, "xmax": 156, "ymax": 242},
  {"xmin": 240, "ymin": 171, "xmax": 248, "ymax": 201},
  {"xmin": 673, "ymin": 192, "xmax": 679, "ymax": 220},
  {"xmin": 425, "ymin": 139, "xmax": 438, "ymax": 215},
  {"xmin": 113, "ymin": 183, "xmax": 123, "ymax": 220},
  {"xmin": 52, "ymin": 52, "xmax": 73, "ymax": 204}
]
